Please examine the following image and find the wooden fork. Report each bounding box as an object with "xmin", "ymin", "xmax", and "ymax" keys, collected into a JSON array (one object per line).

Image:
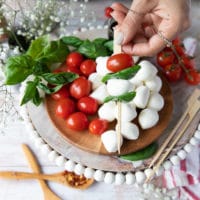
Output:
[{"xmin": 22, "ymin": 144, "xmax": 61, "ymax": 200}]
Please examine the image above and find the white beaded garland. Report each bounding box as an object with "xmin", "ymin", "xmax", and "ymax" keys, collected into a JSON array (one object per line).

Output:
[
  {"xmin": 74, "ymin": 163, "xmax": 85, "ymax": 175},
  {"xmin": 55, "ymin": 156, "xmax": 66, "ymax": 167},
  {"xmin": 155, "ymin": 166, "xmax": 164, "ymax": 176},
  {"xmin": 194, "ymin": 130, "xmax": 200, "ymax": 139},
  {"xmin": 163, "ymin": 161, "xmax": 172, "ymax": 170},
  {"xmin": 115, "ymin": 173, "xmax": 125, "ymax": 185},
  {"xmin": 94, "ymin": 170, "xmax": 105, "ymax": 182},
  {"xmin": 48, "ymin": 150, "xmax": 59, "ymax": 162},
  {"xmin": 144, "ymin": 168, "xmax": 154, "ymax": 178},
  {"xmin": 41, "ymin": 144, "xmax": 52, "ymax": 155},
  {"xmin": 104, "ymin": 172, "xmax": 115, "ymax": 184},
  {"xmin": 177, "ymin": 150, "xmax": 187, "ymax": 160},
  {"xmin": 170, "ymin": 155, "xmax": 180, "ymax": 165},
  {"xmin": 84, "ymin": 168, "xmax": 95, "ymax": 179},
  {"xmin": 135, "ymin": 171, "xmax": 146, "ymax": 184},
  {"xmin": 34, "ymin": 137, "xmax": 45, "ymax": 148},
  {"xmin": 184, "ymin": 143, "xmax": 193, "ymax": 153},
  {"xmin": 125, "ymin": 173, "xmax": 136, "ymax": 185},
  {"xmin": 190, "ymin": 137, "xmax": 199, "ymax": 146},
  {"xmin": 65, "ymin": 160, "xmax": 76, "ymax": 172}
]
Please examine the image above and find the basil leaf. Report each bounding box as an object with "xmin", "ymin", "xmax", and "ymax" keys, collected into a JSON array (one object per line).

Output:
[
  {"xmin": 41, "ymin": 72, "xmax": 78, "ymax": 85},
  {"xmin": 61, "ymin": 36, "xmax": 83, "ymax": 47},
  {"xmin": 32, "ymin": 61, "xmax": 50, "ymax": 75},
  {"xmin": 26, "ymin": 35, "xmax": 49, "ymax": 59},
  {"xmin": 93, "ymin": 38, "xmax": 108, "ymax": 45},
  {"xmin": 78, "ymin": 40, "xmax": 109, "ymax": 59},
  {"xmin": 37, "ymin": 83, "xmax": 63, "ymax": 94},
  {"xmin": 104, "ymin": 40, "xmax": 113, "ymax": 52},
  {"xmin": 102, "ymin": 65, "xmax": 141, "ymax": 83},
  {"xmin": 104, "ymin": 91, "xmax": 136, "ymax": 103},
  {"xmin": 5, "ymin": 54, "xmax": 34, "ymax": 85},
  {"xmin": 39, "ymin": 39, "xmax": 69, "ymax": 64},
  {"xmin": 21, "ymin": 77, "xmax": 41, "ymax": 106}
]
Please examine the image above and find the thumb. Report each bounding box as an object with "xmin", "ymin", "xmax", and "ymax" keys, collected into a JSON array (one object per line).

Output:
[{"xmin": 117, "ymin": 0, "xmax": 156, "ymax": 45}]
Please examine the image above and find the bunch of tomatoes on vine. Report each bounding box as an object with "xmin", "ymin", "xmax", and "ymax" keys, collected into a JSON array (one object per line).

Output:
[{"xmin": 156, "ymin": 38, "xmax": 200, "ymax": 85}]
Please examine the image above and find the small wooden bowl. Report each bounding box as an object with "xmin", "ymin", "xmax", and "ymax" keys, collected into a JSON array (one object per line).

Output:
[{"xmin": 45, "ymin": 75, "xmax": 173, "ymax": 156}]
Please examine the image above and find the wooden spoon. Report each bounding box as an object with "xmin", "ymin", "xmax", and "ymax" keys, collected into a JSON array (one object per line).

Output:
[
  {"xmin": 0, "ymin": 170, "xmax": 94, "ymax": 189},
  {"xmin": 22, "ymin": 144, "xmax": 61, "ymax": 200}
]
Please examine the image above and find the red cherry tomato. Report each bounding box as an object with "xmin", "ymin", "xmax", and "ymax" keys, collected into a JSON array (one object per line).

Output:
[
  {"xmin": 51, "ymin": 86, "xmax": 69, "ymax": 101},
  {"xmin": 163, "ymin": 64, "xmax": 182, "ymax": 82},
  {"xmin": 157, "ymin": 48, "xmax": 175, "ymax": 68},
  {"xmin": 104, "ymin": 7, "xmax": 113, "ymax": 18},
  {"xmin": 181, "ymin": 55, "xmax": 195, "ymax": 70},
  {"xmin": 66, "ymin": 112, "xmax": 89, "ymax": 131},
  {"xmin": 70, "ymin": 77, "xmax": 91, "ymax": 99},
  {"xmin": 80, "ymin": 59, "xmax": 97, "ymax": 76},
  {"xmin": 184, "ymin": 70, "xmax": 200, "ymax": 85},
  {"xmin": 89, "ymin": 118, "xmax": 108, "ymax": 135},
  {"xmin": 62, "ymin": 65, "xmax": 82, "ymax": 75},
  {"xmin": 77, "ymin": 96, "xmax": 98, "ymax": 115},
  {"xmin": 107, "ymin": 53, "xmax": 133, "ymax": 72},
  {"xmin": 55, "ymin": 98, "xmax": 75, "ymax": 119},
  {"xmin": 66, "ymin": 52, "xmax": 84, "ymax": 68}
]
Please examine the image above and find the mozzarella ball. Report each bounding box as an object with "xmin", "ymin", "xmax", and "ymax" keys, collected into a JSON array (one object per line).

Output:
[
  {"xmin": 88, "ymin": 72, "xmax": 103, "ymax": 89},
  {"xmin": 98, "ymin": 101, "xmax": 116, "ymax": 122},
  {"xmin": 96, "ymin": 56, "xmax": 112, "ymax": 76},
  {"xmin": 133, "ymin": 85, "xmax": 150, "ymax": 109},
  {"xmin": 129, "ymin": 75, "xmax": 143, "ymax": 87},
  {"xmin": 116, "ymin": 122, "xmax": 139, "ymax": 140},
  {"xmin": 107, "ymin": 79, "xmax": 132, "ymax": 96},
  {"xmin": 138, "ymin": 108, "xmax": 159, "ymax": 129},
  {"xmin": 147, "ymin": 93, "xmax": 164, "ymax": 111},
  {"xmin": 115, "ymin": 102, "xmax": 137, "ymax": 122},
  {"xmin": 101, "ymin": 130, "xmax": 123, "ymax": 153},
  {"xmin": 90, "ymin": 84, "xmax": 109, "ymax": 104},
  {"xmin": 145, "ymin": 76, "xmax": 162, "ymax": 92},
  {"xmin": 134, "ymin": 60, "xmax": 158, "ymax": 81}
]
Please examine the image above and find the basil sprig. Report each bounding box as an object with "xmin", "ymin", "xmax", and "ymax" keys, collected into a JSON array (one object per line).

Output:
[
  {"xmin": 61, "ymin": 36, "xmax": 113, "ymax": 59},
  {"xmin": 104, "ymin": 91, "xmax": 136, "ymax": 103},
  {"xmin": 102, "ymin": 65, "xmax": 141, "ymax": 83}
]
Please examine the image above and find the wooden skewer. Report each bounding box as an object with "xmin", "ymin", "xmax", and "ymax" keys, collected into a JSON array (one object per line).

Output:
[
  {"xmin": 114, "ymin": 30, "xmax": 122, "ymax": 154},
  {"xmin": 148, "ymin": 88, "xmax": 200, "ymax": 168},
  {"xmin": 145, "ymin": 89, "xmax": 200, "ymax": 183}
]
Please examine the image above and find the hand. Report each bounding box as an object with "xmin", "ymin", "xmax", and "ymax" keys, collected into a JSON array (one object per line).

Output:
[{"xmin": 111, "ymin": 0, "xmax": 191, "ymax": 56}]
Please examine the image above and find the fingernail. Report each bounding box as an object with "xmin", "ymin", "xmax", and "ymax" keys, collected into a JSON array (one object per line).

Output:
[{"xmin": 115, "ymin": 31, "xmax": 124, "ymax": 45}]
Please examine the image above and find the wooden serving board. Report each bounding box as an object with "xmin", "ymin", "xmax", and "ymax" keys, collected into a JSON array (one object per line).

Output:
[{"xmin": 45, "ymin": 74, "xmax": 173, "ymax": 156}]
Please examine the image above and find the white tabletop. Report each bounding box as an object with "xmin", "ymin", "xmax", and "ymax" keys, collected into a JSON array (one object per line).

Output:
[{"xmin": 0, "ymin": 1, "xmax": 200, "ymax": 199}]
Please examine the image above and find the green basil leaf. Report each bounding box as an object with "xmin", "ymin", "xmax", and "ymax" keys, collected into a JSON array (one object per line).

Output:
[
  {"xmin": 21, "ymin": 77, "xmax": 41, "ymax": 106},
  {"xmin": 93, "ymin": 38, "xmax": 108, "ymax": 45},
  {"xmin": 32, "ymin": 61, "xmax": 50, "ymax": 75},
  {"xmin": 78, "ymin": 40, "xmax": 109, "ymax": 59},
  {"xmin": 37, "ymin": 82, "xmax": 63, "ymax": 94},
  {"xmin": 5, "ymin": 54, "xmax": 34, "ymax": 85},
  {"xmin": 26, "ymin": 35, "xmax": 49, "ymax": 59},
  {"xmin": 32, "ymin": 89, "xmax": 42, "ymax": 106},
  {"xmin": 61, "ymin": 36, "xmax": 83, "ymax": 47},
  {"xmin": 102, "ymin": 65, "xmax": 141, "ymax": 83},
  {"xmin": 104, "ymin": 91, "xmax": 136, "ymax": 103},
  {"xmin": 104, "ymin": 40, "xmax": 113, "ymax": 52},
  {"xmin": 41, "ymin": 72, "xmax": 78, "ymax": 85},
  {"xmin": 39, "ymin": 39, "xmax": 69, "ymax": 64}
]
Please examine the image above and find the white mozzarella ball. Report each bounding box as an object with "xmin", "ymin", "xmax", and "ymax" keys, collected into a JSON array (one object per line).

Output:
[
  {"xmin": 115, "ymin": 102, "xmax": 137, "ymax": 122},
  {"xmin": 107, "ymin": 79, "xmax": 132, "ymax": 96},
  {"xmin": 90, "ymin": 84, "xmax": 109, "ymax": 104},
  {"xmin": 98, "ymin": 101, "xmax": 116, "ymax": 122},
  {"xmin": 147, "ymin": 92, "xmax": 164, "ymax": 111},
  {"xmin": 96, "ymin": 56, "xmax": 112, "ymax": 76},
  {"xmin": 133, "ymin": 85, "xmax": 150, "ymax": 109},
  {"xmin": 145, "ymin": 76, "xmax": 162, "ymax": 92},
  {"xmin": 101, "ymin": 130, "xmax": 123, "ymax": 153},
  {"xmin": 138, "ymin": 108, "xmax": 159, "ymax": 129},
  {"xmin": 116, "ymin": 122, "xmax": 139, "ymax": 140},
  {"xmin": 135, "ymin": 60, "xmax": 158, "ymax": 81},
  {"xmin": 88, "ymin": 72, "xmax": 103, "ymax": 89},
  {"xmin": 129, "ymin": 75, "xmax": 143, "ymax": 87}
]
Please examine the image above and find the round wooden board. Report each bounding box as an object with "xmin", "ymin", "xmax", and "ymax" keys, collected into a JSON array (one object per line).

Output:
[{"xmin": 45, "ymin": 75, "xmax": 173, "ymax": 156}]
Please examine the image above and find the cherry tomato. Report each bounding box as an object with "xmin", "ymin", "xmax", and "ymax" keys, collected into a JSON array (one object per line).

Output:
[
  {"xmin": 55, "ymin": 98, "xmax": 75, "ymax": 119},
  {"xmin": 70, "ymin": 77, "xmax": 91, "ymax": 99},
  {"xmin": 107, "ymin": 53, "xmax": 133, "ymax": 72},
  {"xmin": 80, "ymin": 59, "xmax": 96, "ymax": 76},
  {"xmin": 66, "ymin": 52, "xmax": 84, "ymax": 68},
  {"xmin": 51, "ymin": 86, "xmax": 69, "ymax": 101},
  {"xmin": 62, "ymin": 65, "xmax": 82, "ymax": 75},
  {"xmin": 181, "ymin": 55, "xmax": 195, "ymax": 70},
  {"xmin": 77, "ymin": 96, "xmax": 98, "ymax": 115},
  {"xmin": 163, "ymin": 64, "xmax": 182, "ymax": 82},
  {"xmin": 157, "ymin": 48, "xmax": 175, "ymax": 68},
  {"xmin": 104, "ymin": 7, "xmax": 113, "ymax": 18},
  {"xmin": 172, "ymin": 37, "xmax": 181, "ymax": 46},
  {"xmin": 66, "ymin": 112, "xmax": 89, "ymax": 131},
  {"xmin": 89, "ymin": 118, "xmax": 108, "ymax": 135},
  {"xmin": 184, "ymin": 70, "xmax": 200, "ymax": 85}
]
